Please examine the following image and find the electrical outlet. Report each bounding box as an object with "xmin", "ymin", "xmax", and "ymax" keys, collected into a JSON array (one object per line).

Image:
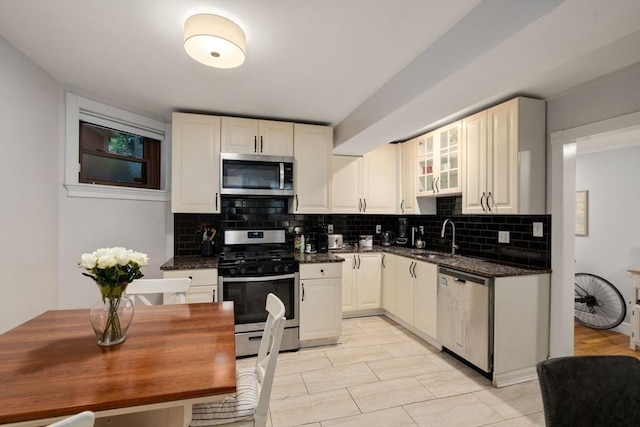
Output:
[
  {"xmin": 498, "ymin": 231, "xmax": 510, "ymax": 243},
  {"xmin": 533, "ymin": 222, "xmax": 543, "ymax": 237},
  {"xmin": 376, "ymin": 224, "xmax": 382, "ymax": 234},
  {"xmin": 327, "ymin": 224, "xmax": 334, "ymax": 233}
]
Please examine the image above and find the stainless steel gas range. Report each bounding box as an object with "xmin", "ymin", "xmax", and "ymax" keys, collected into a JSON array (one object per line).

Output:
[{"xmin": 217, "ymin": 229, "xmax": 299, "ymax": 357}]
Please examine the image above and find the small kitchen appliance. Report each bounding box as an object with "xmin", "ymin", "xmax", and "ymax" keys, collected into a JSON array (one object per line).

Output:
[
  {"xmin": 328, "ymin": 234, "xmax": 343, "ymax": 250},
  {"xmin": 317, "ymin": 224, "xmax": 328, "ymax": 253},
  {"xmin": 396, "ymin": 218, "xmax": 409, "ymax": 245},
  {"xmin": 381, "ymin": 231, "xmax": 396, "ymax": 247},
  {"xmin": 218, "ymin": 229, "xmax": 299, "ymax": 357},
  {"xmin": 359, "ymin": 235, "xmax": 373, "ymax": 248},
  {"xmin": 220, "ymin": 153, "xmax": 294, "ymax": 196}
]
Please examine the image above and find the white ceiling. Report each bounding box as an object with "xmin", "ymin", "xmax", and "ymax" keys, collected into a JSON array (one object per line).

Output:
[{"xmin": 1, "ymin": 0, "xmax": 638, "ymax": 155}]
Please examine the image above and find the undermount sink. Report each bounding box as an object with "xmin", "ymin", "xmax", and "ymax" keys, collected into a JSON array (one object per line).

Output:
[{"xmin": 409, "ymin": 250, "xmax": 457, "ymax": 259}]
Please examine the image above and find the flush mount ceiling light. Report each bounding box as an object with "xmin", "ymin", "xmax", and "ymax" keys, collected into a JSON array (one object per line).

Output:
[{"xmin": 184, "ymin": 14, "xmax": 246, "ymax": 68}]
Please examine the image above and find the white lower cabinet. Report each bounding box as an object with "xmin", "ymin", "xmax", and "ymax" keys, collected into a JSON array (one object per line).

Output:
[
  {"xmin": 162, "ymin": 269, "xmax": 217, "ymax": 303},
  {"xmin": 392, "ymin": 258, "xmax": 438, "ymax": 341},
  {"xmin": 381, "ymin": 253, "xmax": 397, "ymax": 314},
  {"xmin": 394, "ymin": 257, "xmax": 415, "ymax": 325},
  {"xmin": 339, "ymin": 253, "xmax": 382, "ymax": 315},
  {"xmin": 413, "ymin": 261, "xmax": 438, "ymax": 338},
  {"xmin": 299, "ymin": 263, "xmax": 342, "ymax": 344}
]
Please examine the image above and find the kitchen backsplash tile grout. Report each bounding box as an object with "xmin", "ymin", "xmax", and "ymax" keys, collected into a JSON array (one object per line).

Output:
[{"xmin": 174, "ymin": 195, "xmax": 550, "ymax": 269}]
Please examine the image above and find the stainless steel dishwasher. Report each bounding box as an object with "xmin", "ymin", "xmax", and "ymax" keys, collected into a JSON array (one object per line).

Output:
[{"xmin": 437, "ymin": 267, "xmax": 494, "ymax": 373}]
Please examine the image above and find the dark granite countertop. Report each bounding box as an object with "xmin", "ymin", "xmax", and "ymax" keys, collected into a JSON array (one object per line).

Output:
[
  {"xmin": 293, "ymin": 252, "xmax": 346, "ymax": 263},
  {"xmin": 161, "ymin": 255, "xmax": 218, "ymax": 271},
  {"xmin": 161, "ymin": 246, "xmax": 550, "ymax": 278}
]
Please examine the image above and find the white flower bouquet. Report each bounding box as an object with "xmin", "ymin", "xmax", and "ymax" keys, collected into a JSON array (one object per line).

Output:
[{"xmin": 79, "ymin": 247, "xmax": 148, "ymax": 346}]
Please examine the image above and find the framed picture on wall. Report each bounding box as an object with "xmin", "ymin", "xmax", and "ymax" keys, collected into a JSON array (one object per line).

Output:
[{"xmin": 575, "ymin": 190, "xmax": 588, "ymax": 236}]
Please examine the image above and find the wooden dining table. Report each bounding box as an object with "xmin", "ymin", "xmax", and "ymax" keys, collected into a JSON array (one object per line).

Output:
[{"xmin": 0, "ymin": 302, "xmax": 236, "ymax": 427}]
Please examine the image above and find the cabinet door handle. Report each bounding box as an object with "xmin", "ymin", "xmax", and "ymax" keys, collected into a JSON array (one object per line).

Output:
[
  {"xmin": 435, "ymin": 176, "xmax": 440, "ymax": 194},
  {"xmin": 352, "ymin": 255, "xmax": 357, "ymax": 269},
  {"xmin": 260, "ymin": 136, "xmax": 263, "ymax": 153},
  {"xmin": 301, "ymin": 283, "xmax": 305, "ymax": 301},
  {"xmin": 363, "ymin": 199, "xmax": 367, "ymax": 212},
  {"xmin": 409, "ymin": 262, "xmax": 415, "ymax": 278},
  {"xmin": 431, "ymin": 179, "xmax": 436, "ymax": 194},
  {"xmin": 295, "ymin": 194, "xmax": 299, "ymax": 211},
  {"xmin": 254, "ymin": 136, "xmax": 257, "ymax": 153},
  {"xmin": 480, "ymin": 192, "xmax": 486, "ymax": 212},
  {"xmin": 487, "ymin": 191, "xmax": 493, "ymax": 212},
  {"xmin": 381, "ymin": 254, "xmax": 385, "ymax": 268},
  {"xmin": 215, "ymin": 193, "xmax": 218, "ymax": 211},
  {"xmin": 357, "ymin": 255, "xmax": 361, "ymax": 269},
  {"xmin": 412, "ymin": 262, "xmax": 417, "ymax": 278},
  {"xmin": 400, "ymin": 199, "xmax": 405, "ymax": 213}
]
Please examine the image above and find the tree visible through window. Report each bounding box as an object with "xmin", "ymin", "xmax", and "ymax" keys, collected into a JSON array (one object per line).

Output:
[{"xmin": 79, "ymin": 121, "xmax": 160, "ymax": 189}]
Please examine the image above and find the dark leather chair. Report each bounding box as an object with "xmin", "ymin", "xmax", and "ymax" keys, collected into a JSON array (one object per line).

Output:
[{"xmin": 536, "ymin": 355, "xmax": 640, "ymax": 427}]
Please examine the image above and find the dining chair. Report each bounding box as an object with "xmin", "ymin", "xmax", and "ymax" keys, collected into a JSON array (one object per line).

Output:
[
  {"xmin": 536, "ymin": 355, "xmax": 640, "ymax": 427},
  {"xmin": 126, "ymin": 277, "xmax": 191, "ymax": 305},
  {"xmin": 47, "ymin": 411, "xmax": 95, "ymax": 427},
  {"xmin": 190, "ymin": 293, "xmax": 286, "ymax": 427}
]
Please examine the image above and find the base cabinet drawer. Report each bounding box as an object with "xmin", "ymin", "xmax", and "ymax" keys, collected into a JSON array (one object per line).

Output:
[
  {"xmin": 163, "ymin": 268, "xmax": 218, "ymax": 302},
  {"xmin": 300, "ymin": 263, "xmax": 342, "ymax": 279}
]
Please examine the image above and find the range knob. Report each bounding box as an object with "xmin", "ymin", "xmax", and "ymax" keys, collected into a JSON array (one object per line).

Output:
[
  {"xmin": 283, "ymin": 264, "xmax": 290, "ymax": 273},
  {"xmin": 229, "ymin": 268, "xmax": 236, "ymax": 276},
  {"xmin": 257, "ymin": 266, "xmax": 264, "ymax": 274},
  {"xmin": 240, "ymin": 267, "xmax": 246, "ymax": 275},
  {"xmin": 273, "ymin": 265, "xmax": 280, "ymax": 273}
]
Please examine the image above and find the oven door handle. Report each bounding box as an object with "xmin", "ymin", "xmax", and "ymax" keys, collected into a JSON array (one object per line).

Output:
[{"xmin": 220, "ymin": 273, "xmax": 297, "ymax": 283}]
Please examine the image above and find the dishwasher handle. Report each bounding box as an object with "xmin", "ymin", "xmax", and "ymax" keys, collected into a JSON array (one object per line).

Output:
[{"xmin": 438, "ymin": 267, "xmax": 491, "ymax": 286}]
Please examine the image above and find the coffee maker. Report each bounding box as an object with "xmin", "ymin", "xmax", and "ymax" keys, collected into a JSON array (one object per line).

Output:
[
  {"xmin": 317, "ymin": 224, "xmax": 328, "ymax": 253},
  {"xmin": 396, "ymin": 217, "xmax": 408, "ymax": 245}
]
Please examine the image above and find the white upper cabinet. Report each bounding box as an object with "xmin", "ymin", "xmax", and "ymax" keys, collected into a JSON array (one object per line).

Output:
[
  {"xmin": 221, "ymin": 117, "xmax": 294, "ymax": 157},
  {"xmin": 399, "ymin": 139, "xmax": 417, "ymax": 214},
  {"xmin": 331, "ymin": 144, "xmax": 397, "ymax": 214},
  {"xmin": 291, "ymin": 124, "xmax": 332, "ymax": 213},
  {"xmin": 462, "ymin": 97, "xmax": 546, "ymax": 214},
  {"xmin": 331, "ymin": 155, "xmax": 362, "ymax": 213},
  {"xmin": 417, "ymin": 121, "xmax": 462, "ymax": 197},
  {"xmin": 362, "ymin": 144, "xmax": 397, "ymax": 214},
  {"xmin": 171, "ymin": 112, "xmax": 221, "ymax": 213}
]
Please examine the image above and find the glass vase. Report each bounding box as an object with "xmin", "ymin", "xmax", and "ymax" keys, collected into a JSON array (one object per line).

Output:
[{"xmin": 89, "ymin": 294, "xmax": 134, "ymax": 346}]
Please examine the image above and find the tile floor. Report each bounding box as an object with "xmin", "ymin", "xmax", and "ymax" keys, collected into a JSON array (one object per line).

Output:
[{"xmin": 237, "ymin": 315, "xmax": 546, "ymax": 427}]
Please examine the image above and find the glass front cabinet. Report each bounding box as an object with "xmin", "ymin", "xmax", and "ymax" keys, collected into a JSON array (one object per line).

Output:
[{"xmin": 416, "ymin": 121, "xmax": 461, "ymax": 197}]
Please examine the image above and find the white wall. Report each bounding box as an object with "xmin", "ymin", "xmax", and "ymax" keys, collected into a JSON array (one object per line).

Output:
[
  {"xmin": 0, "ymin": 36, "xmax": 171, "ymax": 333},
  {"xmin": 575, "ymin": 144, "xmax": 640, "ymax": 324},
  {"xmin": 0, "ymin": 36, "xmax": 60, "ymax": 332},
  {"xmin": 58, "ymin": 196, "xmax": 169, "ymax": 309},
  {"xmin": 546, "ymin": 63, "xmax": 640, "ymax": 356}
]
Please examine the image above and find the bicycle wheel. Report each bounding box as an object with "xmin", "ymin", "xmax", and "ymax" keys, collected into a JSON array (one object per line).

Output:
[{"xmin": 574, "ymin": 273, "xmax": 626, "ymax": 330}]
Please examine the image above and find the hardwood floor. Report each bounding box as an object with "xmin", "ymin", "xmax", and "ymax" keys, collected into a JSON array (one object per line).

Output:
[{"xmin": 574, "ymin": 322, "xmax": 640, "ymax": 359}]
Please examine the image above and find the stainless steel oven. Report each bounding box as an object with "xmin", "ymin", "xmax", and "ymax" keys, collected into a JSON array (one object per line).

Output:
[
  {"xmin": 217, "ymin": 229, "xmax": 299, "ymax": 357},
  {"xmin": 219, "ymin": 273, "xmax": 299, "ymax": 356}
]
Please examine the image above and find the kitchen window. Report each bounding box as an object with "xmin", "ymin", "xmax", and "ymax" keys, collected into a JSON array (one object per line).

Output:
[
  {"xmin": 65, "ymin": 92, "xmax": 168, "ymax": 201},
  {"xmin": 79, "ymin": 121, "xmax": 160, "ymax": 189}
]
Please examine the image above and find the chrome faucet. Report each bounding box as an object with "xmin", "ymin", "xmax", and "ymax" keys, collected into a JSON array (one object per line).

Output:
[{"xmin": 441, "ymin": 218, "xmax": 458, "ymax": 255}]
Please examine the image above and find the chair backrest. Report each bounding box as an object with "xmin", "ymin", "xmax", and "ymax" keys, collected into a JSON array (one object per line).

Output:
[
  {"xmin": 126, "ymin": 278, "xmax": 191, "ymax": 306},
  {"xmin": 252, "ymin": 293, "xmax": 286, "ymax": 427},
  {"xmin": 537, "ymin": 355, "xmax": 640, "ymax": 427},
  {"xmin": 47, "ymin": 411, "xmax": 95, "ymax": 427}
]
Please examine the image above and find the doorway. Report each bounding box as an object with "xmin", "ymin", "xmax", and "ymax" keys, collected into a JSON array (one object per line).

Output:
[{"xmin": 549, "ymin": 112, "xmax": 640, "ymax": 358}]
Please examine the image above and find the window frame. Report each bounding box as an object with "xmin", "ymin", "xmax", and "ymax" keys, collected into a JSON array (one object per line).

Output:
[
  {"xmin": 65, "ymin": 92, "xmax": 169, "ymax": 201},
  {"xmin": 78, "ymin": 120, "xmax": 160, "ymax": 189}
]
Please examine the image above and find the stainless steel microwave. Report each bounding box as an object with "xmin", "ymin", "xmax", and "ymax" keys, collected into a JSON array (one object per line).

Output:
[{"xmin": 220, "ymin": 153, "xmax": 294, "ymax": 196}]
